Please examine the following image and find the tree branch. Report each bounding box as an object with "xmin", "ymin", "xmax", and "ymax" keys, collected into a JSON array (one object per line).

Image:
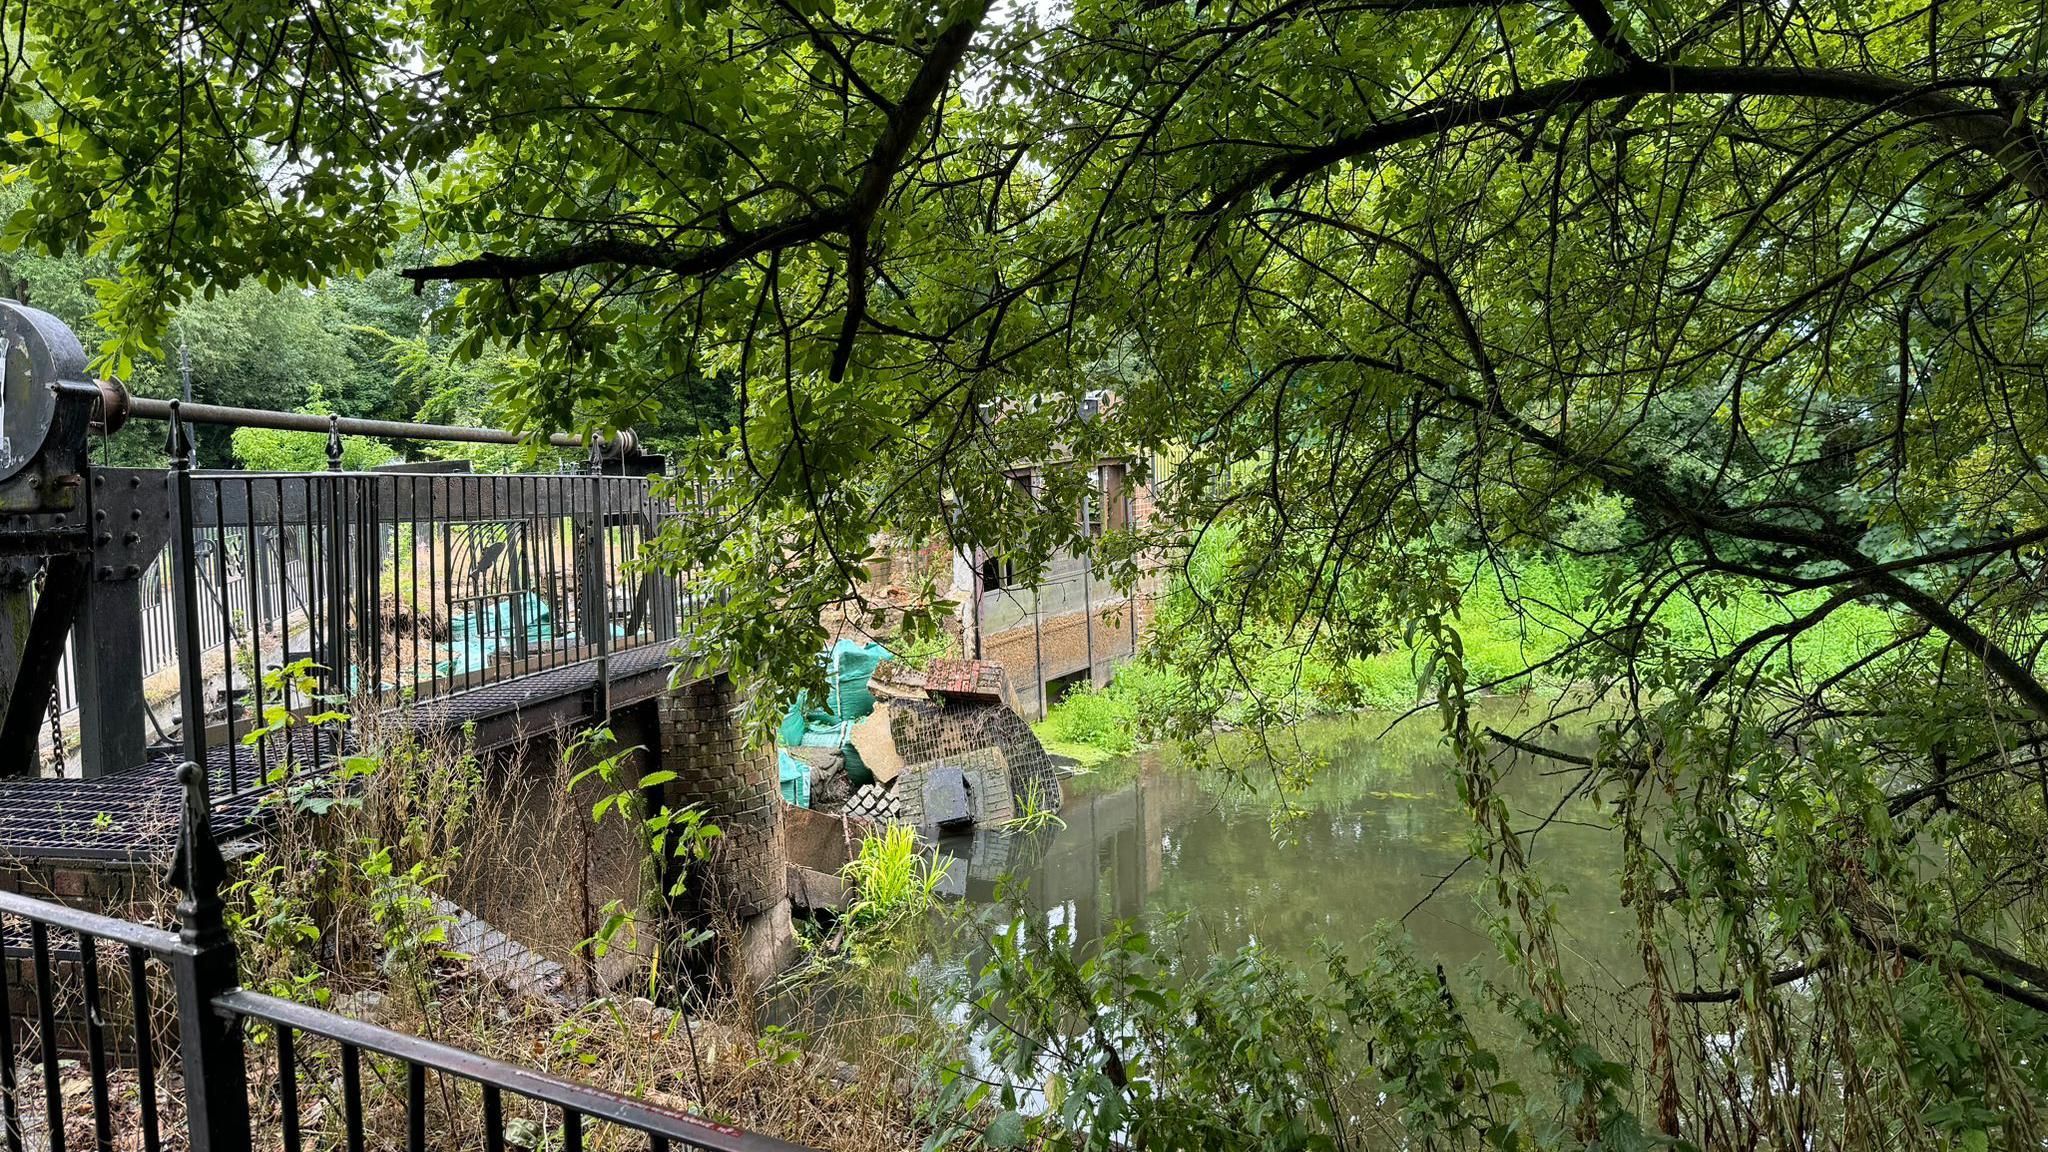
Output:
[
  {"xmin": 1284, "ymin": 350, "xmax": 2048, "ymax": 723},
  {"xmin": 1210, "ymin": 64, "xmax": 2048, "ymax": 210},
  {"xmin": 398, "ymin": 213, "xmax": 849, "ymax": 288},
  {"xmin": 832, "ymin": 0, "xmax": 992, "ymax": 380},
  {"xmin": 1674, "ymin": 958, "xmax": 1828, "ymax": 1004}
]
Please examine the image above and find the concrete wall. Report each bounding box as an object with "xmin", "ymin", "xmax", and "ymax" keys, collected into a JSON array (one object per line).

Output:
[
  {"xmin": 983, "ymin": 596, "xmax": 1144, "ymax": 719},
  {"xmin": 444, "ymin": 698, "xmax": 664, "ymax": 994}
]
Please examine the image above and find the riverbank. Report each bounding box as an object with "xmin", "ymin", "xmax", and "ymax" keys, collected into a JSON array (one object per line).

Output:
[{"xmin": 1037, "ymin": 560, "xmax": 1900, "ymax": 762}]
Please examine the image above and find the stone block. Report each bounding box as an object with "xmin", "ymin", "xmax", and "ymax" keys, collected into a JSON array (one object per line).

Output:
[
  {"xmin": 735, "ymin": 898, "xmax": 797, "ymax": 990},
  {"xmin": 921, "ymin": 767, "xmax": 973, "ymax": 829},
  {"xmin": 786, "ymin": 865, "xmax": 846, "ymax": 915}
]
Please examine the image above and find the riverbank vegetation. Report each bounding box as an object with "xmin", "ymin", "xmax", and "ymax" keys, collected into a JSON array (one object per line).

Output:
[{"xmin": 1044, "ymin": 542, "xmax": 1900, "ymax": 759}]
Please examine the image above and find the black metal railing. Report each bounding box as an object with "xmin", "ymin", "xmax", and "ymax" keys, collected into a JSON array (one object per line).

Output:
[
  {"xmin": 154, "ymin": 406, "xmax": 694, "ymax": 798},
  {"xmin": 0, "ymin": 765, "xmax": 809, "ymax": 1152},
  {"xmin": 0, "ymin": 890, "xmax": 180, "ymax": 1152}
]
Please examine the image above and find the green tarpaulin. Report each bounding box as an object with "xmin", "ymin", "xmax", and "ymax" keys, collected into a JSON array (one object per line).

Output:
[{"xmin": 775, "ymin": 640, "xmax": 892, "ymax": 804}]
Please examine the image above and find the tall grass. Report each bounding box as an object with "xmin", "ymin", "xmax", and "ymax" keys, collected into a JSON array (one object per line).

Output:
[
  {"xmin": 1041, "ymin": 551, "xmax": 1903, "ymax": 756},
  {"xmin": 842, "ymin": 825, "xmax": 951, "ymax": 929}
]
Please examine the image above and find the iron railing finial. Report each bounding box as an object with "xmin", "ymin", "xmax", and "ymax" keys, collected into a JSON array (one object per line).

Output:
[
  {"xmin": 166, "ymin": 761, "xmax": 230, "ymax": 948},
  {"xmin": 164, "ymin": 399, "xmax": 193, "ymax": 466},
  {"xmin": 325, "ymin": 413, "xmax": 344, "ymax": 472}
]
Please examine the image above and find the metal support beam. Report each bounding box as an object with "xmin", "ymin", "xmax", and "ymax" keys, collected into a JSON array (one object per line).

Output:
[
  {"xmin": 72, "ymin": 568, "xmax": 156, "ymax": 778},
  {"xmin": 0, "ymin": 555, "xmax": 84, "ymax": 773},
  {"xmin": 72, "ymin": 469, "xmax": 175, "ymax": 778},
  {"xmin": 166, "ymin": 764, "xmax": 252, "ymax": 1152}
]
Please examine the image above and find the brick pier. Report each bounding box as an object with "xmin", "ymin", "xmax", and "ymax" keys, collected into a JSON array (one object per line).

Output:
[{"xmin": 656, "ymin": 674, "xmax": 794, "ymax": 984}]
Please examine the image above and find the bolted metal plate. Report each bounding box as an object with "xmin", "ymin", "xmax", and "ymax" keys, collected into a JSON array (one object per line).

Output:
[{"xmin": 0, "ymin": 300, "xmax": 89, "ymax": 483}]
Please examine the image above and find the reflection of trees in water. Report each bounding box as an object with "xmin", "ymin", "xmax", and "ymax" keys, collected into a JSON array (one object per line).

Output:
[
  {"xmin": 902, "ymin": 708, "xmax": 1648, "ymax": 1112},
  {"xmin": 934, "ymin": 760, "xmax": 1170, "ymax": 953},
  {"xmin": 932, "ymin": 705, "xmax": 1632, "ymax": 993}
]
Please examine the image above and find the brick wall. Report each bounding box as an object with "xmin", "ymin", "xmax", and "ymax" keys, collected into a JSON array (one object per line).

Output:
[
  {"xmin": 859, "ymin": 455, "xmax": 1174, "ymax": 718},
  {"xmin": 0, "ymin": 856, "xmax": 168, "ymax": 1063},
  {"xmin": 656, "ymin": 675, "xmax": 785, "ymax": 918},
  {"xmin": 984, "ymin": 597, "xmax": 1146, "ymax": 719}
]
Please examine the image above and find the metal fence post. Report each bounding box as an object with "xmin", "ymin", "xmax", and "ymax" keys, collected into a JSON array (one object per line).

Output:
[
  {"xmin": 167, "ymin": 405, "xmax": 209, "ymax": 770},
  {"xmin": 166, "ymin": 761, "xmax": 251, "ymax": 1152},
  {"xmin": 583, "ymin": 447, "xmax": 611, "ymax": 719},
  {"xmin": 323, "ymin": 418, "xmax": 353, "ymax": 707}
]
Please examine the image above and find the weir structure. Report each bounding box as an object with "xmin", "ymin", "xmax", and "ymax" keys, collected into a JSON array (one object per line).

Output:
[{"xmin": 0, "ymin": 299, "xmax": 808, "ymax": 1145}]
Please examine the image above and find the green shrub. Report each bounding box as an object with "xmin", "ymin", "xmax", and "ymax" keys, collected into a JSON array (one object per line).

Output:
[
  {"xmin": 1070, "ymin": 551, "xmax": 1906, "ymax": 746},
  {"xmin": 233, "ymin": 424, "xmax": 398, "ymax": 471},
  {"xmin": 1037, "ymin": 685, "xmax": 1138, "ymax": 754}
]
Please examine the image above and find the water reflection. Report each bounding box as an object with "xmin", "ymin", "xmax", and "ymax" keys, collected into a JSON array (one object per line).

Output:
[{"xmin": 932, "ymin": 708, "xmax": 1637, "ymax": 994}]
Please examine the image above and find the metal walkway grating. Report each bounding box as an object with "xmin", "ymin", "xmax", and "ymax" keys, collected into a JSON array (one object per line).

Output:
[
  {"xmin": 0, "ymin": 645, "xmax": 685, "ymax": 863},
  {"xmin": 0, "ymin": 728, "xmax": 327, "ymax": 863},
  {"xmin": 404, "ymin": 641, "xmax": 679, "ymax": 728}
]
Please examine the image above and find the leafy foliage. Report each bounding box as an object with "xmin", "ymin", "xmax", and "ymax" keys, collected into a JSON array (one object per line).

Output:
[
  {"xmin": 231, "ymin": 426, "xmax": 398, "ymax": 472},
  {"xmin": 11, "ymin": 0, "xmax": 2048, "ymax": 1143},
  {"xmin": 932, "ymin": 918, "xmax": 1644, "ymax": 1152}
]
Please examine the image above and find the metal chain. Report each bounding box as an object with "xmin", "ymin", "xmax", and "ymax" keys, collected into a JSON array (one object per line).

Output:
[
  {"xmin": 32, "ymin": 567, "xmax": 63, "ymax": 772},
  {"xmin": 45, "ymin": 672, "xmax": 62, "ymax": 772}
]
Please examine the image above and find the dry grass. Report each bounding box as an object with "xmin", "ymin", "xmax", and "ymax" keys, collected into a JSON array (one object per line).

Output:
[{"xmin": 220, "ymin": 709, "xmax": 940, "ymax": 1151}]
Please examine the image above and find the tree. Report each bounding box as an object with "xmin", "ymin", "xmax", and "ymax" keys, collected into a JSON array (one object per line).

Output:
[{"xmin": 8, "ymin": 0, "xmax": 2048, "ymax": 1145}]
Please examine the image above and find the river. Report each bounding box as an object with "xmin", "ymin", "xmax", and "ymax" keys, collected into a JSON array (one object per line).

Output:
[{"xmin": 927, "ymin": 702, "xmax": 1639, "ymax": 1012}]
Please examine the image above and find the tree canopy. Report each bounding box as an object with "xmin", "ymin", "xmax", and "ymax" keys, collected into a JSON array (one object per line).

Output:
[{"xmin": 8, "ymin": 0, "xmax": 2048, "ymax": 1144}]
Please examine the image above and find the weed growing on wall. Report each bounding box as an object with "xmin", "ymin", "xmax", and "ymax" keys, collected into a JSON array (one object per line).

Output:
[{"xmin": 568, "ymin": 724, "xmax": 722, "ymax": 966}]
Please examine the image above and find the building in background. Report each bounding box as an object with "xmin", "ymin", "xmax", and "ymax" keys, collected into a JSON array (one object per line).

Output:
[{"xmin": 951, "ymin": 456, "xmax": 1164, "ymax": 720}]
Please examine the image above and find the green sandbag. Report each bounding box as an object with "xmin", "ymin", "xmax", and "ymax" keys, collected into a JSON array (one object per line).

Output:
[
  {"xmin": 797, "ymin": 718, "xmax": 851, "ymax": 749},
  {"xmin": 840, "ymin": 740, "xmax": 875, "ymax": 788},
  {"xmin": 826, "ymin": 639, "xmax": 892, "ymax": 723},
  {"xmin": 777, "ymin": 693, "xmax": 810, "ymax": 747},
  {"xmin": 777, "ymin": 749, "xmax": 812, "ymax": 808}
]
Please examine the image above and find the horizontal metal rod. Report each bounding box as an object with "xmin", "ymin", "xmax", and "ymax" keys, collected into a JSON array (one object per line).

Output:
[
  {"xmin": 217, "ymin": 990, "xmax": 814, "ymax": 1152},
  {"xmin": 123, "ymin": 395, "xmax": 632, "ymax": 453},
  {"xmin": 0, "ymin": 888, "xmax": 190, "ymax": 957}
]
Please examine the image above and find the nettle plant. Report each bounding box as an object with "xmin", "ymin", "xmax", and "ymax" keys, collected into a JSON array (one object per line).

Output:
[
  {"xmin": 243, "ymin": 658, "xmax": 352, "ymax": 789},
  {"xmin": 569, "ymin": 726, "xmax": 723, "ymax": 963}
]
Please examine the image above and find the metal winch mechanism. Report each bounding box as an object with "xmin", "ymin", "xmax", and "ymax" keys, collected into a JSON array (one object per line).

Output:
[{"xmin": 0, "ymin": 299, "xmax": 164, "ymax": 778}]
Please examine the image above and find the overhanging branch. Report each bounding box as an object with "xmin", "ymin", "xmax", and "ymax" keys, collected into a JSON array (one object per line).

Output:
[
  {"xmin": 400, "ymin": 0, "xmax": 995, "ymax": 386},
  {"xmin": 1211, "ymin": 64, "xmax": 2048, "ymax": 209},
  {"xmin": 398, "ymin": 215, "xmax": 851, "ymax": 288}
]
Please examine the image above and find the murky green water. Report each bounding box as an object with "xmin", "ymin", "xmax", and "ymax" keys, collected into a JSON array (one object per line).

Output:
[{"xmin": 932, "ymin": 702, "xmax": 1637, "ymax": 997}]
